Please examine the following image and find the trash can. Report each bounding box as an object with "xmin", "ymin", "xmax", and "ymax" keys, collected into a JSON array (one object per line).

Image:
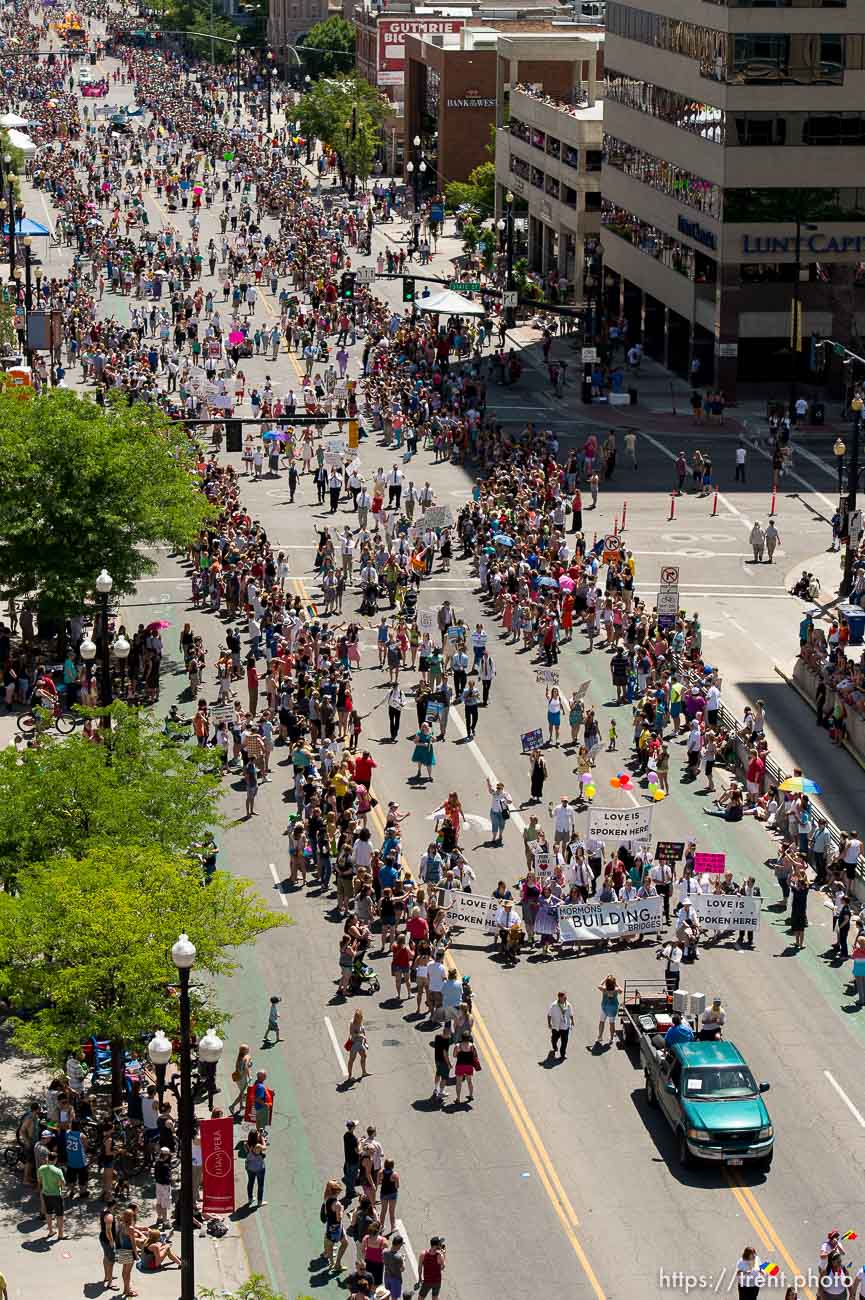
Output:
[
  {"xmin": 810, "ymin": 401, "xmax": 825, "ymax": 425},
  {"xmin": 629, "ymin": 386, "xmax": 638, "ymax": 405},
  {"xmin": 840, "ymin": 603, "xmax": 865, "ymax": 645}
]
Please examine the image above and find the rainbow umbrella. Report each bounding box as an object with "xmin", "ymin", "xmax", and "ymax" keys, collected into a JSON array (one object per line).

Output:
[{"xmin": 778, "ymin": 776, "xmax": 822, "ymax": 794}]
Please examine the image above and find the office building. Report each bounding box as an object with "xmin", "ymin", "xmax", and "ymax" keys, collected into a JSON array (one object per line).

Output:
[
  {"xmin": 268, "ymin": 0, "xmax": 329, "ymax": 56},
  {"xmin": 601, "ymin": 0, "xmax": 865, "ymax": 395},
  {"xmin": 493, "ymin": 32, "xmax": 603, "ymax": 299}
]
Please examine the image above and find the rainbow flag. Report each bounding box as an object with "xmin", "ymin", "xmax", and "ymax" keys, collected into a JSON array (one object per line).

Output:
[
  {"xmin": 842, "ymin": 1232, "xmax": 859, "ymax": 1242},
  {"xmin": 760, "ymin": 1262, "xmax": 780, "ymax": 1277},
  {"xmin": 305, "ymin": 602, "xmax": 318, "ymax": 620}
]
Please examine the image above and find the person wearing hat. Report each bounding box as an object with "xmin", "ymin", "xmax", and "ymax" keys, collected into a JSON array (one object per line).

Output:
[{"xmin": 699, "ymin": 998, "xmax": 726, "ymax": 1040}]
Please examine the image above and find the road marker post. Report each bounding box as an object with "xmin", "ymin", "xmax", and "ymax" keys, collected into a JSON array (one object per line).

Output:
[
  {"xmin": 613, "ymin": 515, "xmax": 619, "ymax": 535},
  {"xmin": 669, "ymin": 493, "xmax": 676, "ymax": 521},
  {"xmin": 621, "ymin": 500, "xmax": 628, "ymax": 531},
  {"xmin": 770, "ymin": 488, "xmax": 777, "ymax": 516},
  {"xmin": 711, "ymin": 489, "xmax": 719, "ymax": 516}
]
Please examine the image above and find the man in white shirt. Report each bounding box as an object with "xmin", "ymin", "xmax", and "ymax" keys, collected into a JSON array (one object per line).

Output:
[
  {"xmin": 553, "ymin": 797, "xmax": 577, "ymax": 849},
  {"xmin": 676, "ymin": 868, "xmax": 703, "ymax": 903},
  {"xmin": 706, "ymin": 682, "xmax": 721, "ymax": 727},
  {"xmin": 426, "ymin": 953, "xmax": 447, "ymax": 1015},
  {"xmin": 340, "ymin": 528, "xmax": 355, "ymax": 578},
  {"xmin": 547, "ymin": 992, "xmax": 574, "ymax": 1060},
  {"xmin": 649, "ymin": 860, "xmax": 674, "ymax": 921}
]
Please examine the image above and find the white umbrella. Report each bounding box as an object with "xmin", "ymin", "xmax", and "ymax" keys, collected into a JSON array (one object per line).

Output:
[
  {"xmin": 416, "ymin": 288, "xmax": 486, "ymax": 317},
  {"xmin": 0, "ymin": 112, "xmax": 30, "ymax": 129}
]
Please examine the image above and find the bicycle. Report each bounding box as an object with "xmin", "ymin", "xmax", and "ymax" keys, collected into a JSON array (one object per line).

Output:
[{"xmin": 16, "ymin": 701, "xmax": 78, "ymax": 738}]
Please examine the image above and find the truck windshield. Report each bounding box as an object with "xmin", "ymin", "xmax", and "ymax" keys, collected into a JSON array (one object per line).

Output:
[{"xmin": 683, "ymin": 1066, "xmax": 758, "ymax": 1098}]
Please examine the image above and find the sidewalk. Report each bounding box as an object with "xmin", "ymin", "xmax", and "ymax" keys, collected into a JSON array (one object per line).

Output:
[{"xmin": 0, "ymin": 1031, "xmax": 249, "ymax": 1300}]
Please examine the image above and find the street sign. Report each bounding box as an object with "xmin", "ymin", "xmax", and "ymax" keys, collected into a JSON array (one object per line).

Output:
[
  {"xmin": 430, "ymin": 203, "xmax": 444, "ymax": 225},
  {"xmin": 503, "ymin": 290, "xmax": 518, "ymax": 309},
  {"xmin": 582, "ymin": 347, "xmax": 598, "ymax": 363},
  {"xmin": 356, "ymin": 266, "xmax": 375, "ymax": 284},
  {"xmin": 660, "ymin": 565, "xmax": 680, "ymax": 586},
  {"xmin": 449, "ymin": 281, "xmax": 481, "ymax": 292}
]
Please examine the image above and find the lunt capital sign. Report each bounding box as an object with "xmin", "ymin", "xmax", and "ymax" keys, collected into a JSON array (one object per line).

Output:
[{"xmin": 742, "ymin": 231, "xmax": 865, "ymax": 255}]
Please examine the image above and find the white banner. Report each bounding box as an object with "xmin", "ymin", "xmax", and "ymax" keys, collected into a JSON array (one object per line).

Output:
[
  {"xmin": 691, "ymin": 894, "xmax": 761, "ymax": 932},
  {"xmin": 587, "ymin": 806, "xmax": 653, "ymax": 845},
  {"xmin": 445, "ymin": 891, "xmax": 499, "ymax": 931},
  {"xmin": 559, "ymin": 895, "xmax": 663, "ymax": 943}
]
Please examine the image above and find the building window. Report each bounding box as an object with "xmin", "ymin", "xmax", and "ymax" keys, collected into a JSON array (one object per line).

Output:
[
  {"xmin": 545, "ymin": 175, "xmax": 560, "ymax": 199},
  {"xmin": 605, "ymin": 71, "xmax": 725, "ymax": 142},
  {"xmin": 547, "ymin": 137, "xmax": 561, "ymax": 160},
  {"xmin": 585, "ymin": 190, "xmax": 602, "ymax": 211},
  {"xmin": 563, "ymin": 144, "xmax": 579, "ymax": 168},
  {"xmin": 531, "ymin": 166, "xmax": 545, "ymax": 188},
  {"xmin": 603, "ymin": 201, "xmax": 718, "ymax": 283},
  {"xmin": 604, "ymin": 134, "xmax": 723, "ymax": 219}
]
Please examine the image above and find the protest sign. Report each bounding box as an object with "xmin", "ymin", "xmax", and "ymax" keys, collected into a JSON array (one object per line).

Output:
[
  {"xmin": 694, "ymin": 852, "xmax": 726, "ymax": 875},
  {"xmin": 445, "ymin": 891, "xmax": 499, "ymax": 931},
  {"xmin": 655, "ymin": 841, "xmax": 686, "ymax": 866},
  {"xmin": 418, "ymin": 610, "xmax": 435, "ymax": 632},
  {"xmin": 420, "ymin": 505, "xmax": 454, "ymax": 531},
  {"xmin": 325, "ymin": 451, "xmax": 343, "ymax": 468},
  {"xmin": 447, "ymin": 626, "xmax": 464, "ymax": 642},
  {"xmin": 587, "ymin": 806, "xmax": 653, "ymax": 845},
  {"xmin": 559, "ymin": 896, "xmax": 663, "ymax": 943},
  {"xmin": 574, "ymin": 680, "xmax": 591, "ymax": 700},
  {"xmin": 521, "ymin": 728, "xmax": 544, "ymax": 752},
  {"xmin": 692, "ymin": 894, "xmax": 760, "ymax": 932},
  {"xmin": 535, "ymin": 669, "xmax": 560, "ymax": 685}
]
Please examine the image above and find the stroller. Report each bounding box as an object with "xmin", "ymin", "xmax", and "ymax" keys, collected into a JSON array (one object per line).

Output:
[
  {"xmin": 349, "ymin": 953, "xmax": 380, "ymax": 995},
  {"xmin": 360, "ymin": 582, "xmax": 378, "ymax": 615}
]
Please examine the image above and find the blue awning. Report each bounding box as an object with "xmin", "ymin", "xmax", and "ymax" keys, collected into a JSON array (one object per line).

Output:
[{"xmin": 2, "ymin": 218, "xmax": 51, "ymax": 236}]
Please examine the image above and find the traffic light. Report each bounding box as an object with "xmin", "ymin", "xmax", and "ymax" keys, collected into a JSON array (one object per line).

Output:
[
  {"xmin": 340, "ymin": 271, "xmax": 356, "ymax": 301},
  {"xmin": 403, "ymin": 276, "xmax": 416, "ymax": 304}
]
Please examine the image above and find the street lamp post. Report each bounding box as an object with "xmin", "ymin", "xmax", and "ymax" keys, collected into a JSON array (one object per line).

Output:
[
  {"xmin": 114, "ymin": 633, "xmax": 130, "ymax": 700},
  {"xmin": 235, "ymin": 35, "xmax": 242, "ymax": 113},
  {"xmin": 198, "ymin": 1026, "xmax": 224, "ymax": 1112},
  {"xmin": 265, "ymin": 50, "xmax": 274, "ymax": 133},
  {"xmin": 304, "ymin": 75, "xmax": 313, "ymax": 164},
  {"xmin": 0, "ymin": 168, "xmax": 18, "ymax": 280},
  {"xmin": 842, "ymin": 396, "xmax": 864, "ymax": 597},
  {"xmin": 172, "ymin": 932, "xmax": 197, "ymax": 1300},
  {"xmin": 22, "ymin": 236, "xmax": 32, "ymax": 367},
  {"xmin": 147, "ymin": 1028, "xmax": 173, "ymax": 1109},
  {"xmin": 411, "ymin": 134, "xmax": 422, "ymax": 209},
  {"xmin": 95, "ymin": 568, "xmax": 114, "ymax": 718},
  {"xmin": 789, "ymin": 217, "xmax": 818, "ymax": 418},
  {"xmin": 503, "ymin": 189, "xmax": 515, "ymax": 329}
]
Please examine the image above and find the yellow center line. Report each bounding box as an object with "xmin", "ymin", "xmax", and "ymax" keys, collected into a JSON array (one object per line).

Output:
[{"xmin": 726, "ymin": 1172, "xmax": 816, "ymax": 1300}]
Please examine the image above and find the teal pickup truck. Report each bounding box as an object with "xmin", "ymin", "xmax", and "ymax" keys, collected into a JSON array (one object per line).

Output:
[{"xmin": 643, "ymin": 1038, "xmax": 774, "ymax": 1170}]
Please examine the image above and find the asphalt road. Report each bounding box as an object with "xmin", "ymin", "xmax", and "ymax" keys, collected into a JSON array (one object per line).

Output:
[{"xmin": 18, "ymin": 32, "xmax": 865, "ymax": 1300}]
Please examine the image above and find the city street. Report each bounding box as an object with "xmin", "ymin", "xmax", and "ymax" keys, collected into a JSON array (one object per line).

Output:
[{"xmin": 5, "ymin": 21, "xmax": 865, "ymax": 1300}]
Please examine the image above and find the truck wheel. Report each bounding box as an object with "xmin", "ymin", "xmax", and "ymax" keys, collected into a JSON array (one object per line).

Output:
[
  {"xmin": 678, "ymin": 1132, "xmax": 693, "ymax": 1168},
  {"xmin": 645, "ymin": 1071, "xmax": 658, "ymax": 1107}
]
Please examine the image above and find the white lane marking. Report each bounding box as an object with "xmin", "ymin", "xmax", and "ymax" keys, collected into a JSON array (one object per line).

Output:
[
  {"xmin": 720, "ymin": 611, "xmax": 779, "ymax": 666},
  {"xmin": 745, "ymin": 441, "xmax": 837, "ymax": 512},
  {"xmin": 636, "ymin": 430, "xmax": 753, "ymax": 530},
  {"xmin": 446, "ymin": 708, "xmax": 526, "ymax": 833},
  {"xmin": 796, "ymin": 445, "xmax": 838, "ymax": 482},
  {"xmin": 267, "ymin": 861, "xmax": 289, "ymax": 908},
  {"xmin": 395, "ymin": 1219, "xmax": 419, "ymax": 1282},
  {"xmin": 324, "ymin": 1016, "xmax": 348, "ymax": 1079},
  {"xmin": 824, "ymin": 1069, "xmax": 865, "ymax": 1128}
]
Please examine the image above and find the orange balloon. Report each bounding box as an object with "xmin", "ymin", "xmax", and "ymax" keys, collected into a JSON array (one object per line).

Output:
[{"xmin": 609, "ymin": 777, "xmax": 621, "ymax": 788}]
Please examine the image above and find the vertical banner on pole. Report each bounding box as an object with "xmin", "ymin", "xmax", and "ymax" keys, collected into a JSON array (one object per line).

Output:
[{"xmin": 200, "ymin": 1116, "xmax": 236, "ymax": 1215}]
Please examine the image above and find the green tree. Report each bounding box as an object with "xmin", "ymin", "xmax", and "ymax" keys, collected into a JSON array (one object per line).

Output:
[
  {"xmin": 445, "ymin": 160, "xmax": 495, "ymax": 219},
  {"xmin": 296, "ymin": 76, "xmax": 383, "ymax": 194},
  {"xmin": 201, "ymin": 1280, "xmax": 312, "ymax": 1300},
  {"xmin": 0, "ymin": 390, "xmax": 213, "ymax": 614},
  {"xmin": 298, "ymin": 16, "xmax": 356, "ymax": 78},
  {"xmin": 0, "ymin": 706, "xmax": 223, "ymax": 890},
  {"xmin": 0, "ymin": 843, "xmax": 289, "ymax": 1100}
]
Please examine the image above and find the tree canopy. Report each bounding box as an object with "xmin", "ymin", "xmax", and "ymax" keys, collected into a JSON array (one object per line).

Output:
[
  {"xmin": 445, "ymin": 160, "xmax": 495, "ymax": 219},
  {"xmin": 0, "ymin": 389, "xmax": 213, "ymax": 614},
  {"xmin": 298, "ymin": 16, "xmax": 356, "ymax": 78},
  {"xmin": 0, "ymin": 706, "xmax": 223, "ymax": 890},
  {"xmin": 0, "ymin": 843, "xmax": 288, "ymax": 1065},
  {"xmin": 296, "ymin": 75, "xmax": 383, "ymax": 187}
]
